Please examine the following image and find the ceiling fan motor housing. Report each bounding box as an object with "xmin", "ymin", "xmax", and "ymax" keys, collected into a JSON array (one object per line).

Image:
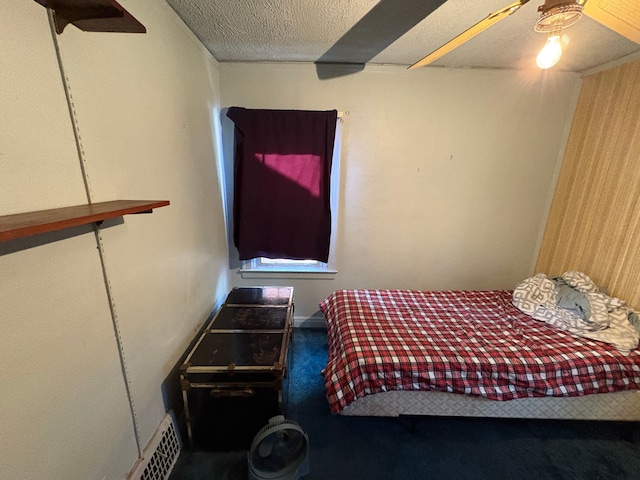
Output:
[{"xmin": 535, "ymin": 0, "xmax": 586, "ymax": 32}]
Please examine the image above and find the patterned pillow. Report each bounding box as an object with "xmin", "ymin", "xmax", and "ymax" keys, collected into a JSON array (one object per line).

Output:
[
  {"xmin": 562, "ymin": 271, "xmax": 600, "ymax": 293},
  {"xmin": 512, "ymin": 273, "xmax": 556, "ymax": 316}
]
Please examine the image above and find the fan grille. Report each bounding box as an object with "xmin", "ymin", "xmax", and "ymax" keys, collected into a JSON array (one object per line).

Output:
[{"xmin": 249, "ymin": 417, "xmax": 309, "ymax": 480}]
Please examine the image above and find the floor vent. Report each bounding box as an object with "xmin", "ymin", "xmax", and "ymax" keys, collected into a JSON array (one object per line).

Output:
[{"xmin": 128, "ymin": 413, "xmax": 181, "ymax": 480}]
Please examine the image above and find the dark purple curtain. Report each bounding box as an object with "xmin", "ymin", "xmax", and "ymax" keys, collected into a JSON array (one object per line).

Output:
[{"xmin": 226, "ymin": 107, "xmax": 338, "ymax": 263}]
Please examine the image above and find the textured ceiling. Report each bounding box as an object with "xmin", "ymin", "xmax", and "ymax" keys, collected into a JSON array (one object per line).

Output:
[{"xmin": 165, "ymin": 0, "xmax": 640, "ymax": 72}]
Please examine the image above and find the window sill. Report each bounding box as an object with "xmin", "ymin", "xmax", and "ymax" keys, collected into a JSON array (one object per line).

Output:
[{"xmin": 239, "ymin": 268, "xmax": 338, "ymax": 280}]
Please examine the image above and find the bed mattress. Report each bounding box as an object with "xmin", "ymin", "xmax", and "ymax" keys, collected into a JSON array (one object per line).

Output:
[
  {"xmin": 320, "ymin": 289, "xmax": 640, "ymax": 416},
  {"xmin": 340, "ymin": 389, "xmax": 640, "ymax": 420}
]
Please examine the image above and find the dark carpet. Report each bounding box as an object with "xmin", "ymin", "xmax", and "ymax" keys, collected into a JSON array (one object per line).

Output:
[{"xmin": 169, "ymin": 328, "xmax": 640, "ymax": 480}]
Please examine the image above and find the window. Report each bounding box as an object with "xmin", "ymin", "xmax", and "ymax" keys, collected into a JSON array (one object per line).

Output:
[
  {"xmin": 226, "ymin": 108, "xmax": 341, "ymax": 276},
  {"xmin": 240, "ymin": 119, "xmax": 341, "ymax": 276},
  {"xmin": 245, "ymin": 257, "xmax": 325, "ymax": 272}
]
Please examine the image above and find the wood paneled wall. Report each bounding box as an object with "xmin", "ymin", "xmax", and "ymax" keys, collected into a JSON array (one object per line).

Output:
[{"xmin": 536, "ymin": 61, "xmax": 640, "ymax": 310}]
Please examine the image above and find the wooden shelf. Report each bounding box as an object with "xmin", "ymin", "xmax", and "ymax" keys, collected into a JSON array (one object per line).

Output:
[
  {"xmin": 0, "ymin": 200, "xmax": 169, "ymax": 242},
  {"xmin": 34, "ymin": 0, "xmax": 146, "ymax": 34}
]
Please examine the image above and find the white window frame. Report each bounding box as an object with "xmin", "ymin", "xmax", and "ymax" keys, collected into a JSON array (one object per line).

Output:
[{"xmin": 240, "ymin": 117, "xmax": 341, "ymax": 279}]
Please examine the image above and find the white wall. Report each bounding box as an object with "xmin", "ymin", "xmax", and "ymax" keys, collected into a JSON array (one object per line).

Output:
[
  {"xmin": 0, "ymin": 1, "xmax": 229, "ymax": 479},
  {"xmin": 219, "ymin": 63, "xmax": 581, "ymax": 321},
  {"xmin": 0, "ymin": 2, "xmax": 583, "ymax": 473}
]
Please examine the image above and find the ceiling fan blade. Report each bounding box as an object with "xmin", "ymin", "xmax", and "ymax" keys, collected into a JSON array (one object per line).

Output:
[
  {"xmin": 408, "ymin": 0, "xmax": 530, "ymax": 70},
  {"xmin": 583, "ymin": 0, "xmax": 640, "ymax": 43}
]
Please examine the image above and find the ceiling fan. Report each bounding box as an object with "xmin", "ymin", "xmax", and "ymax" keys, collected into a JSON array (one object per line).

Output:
[{"xmin": 409, "ymin": 0, "xmax": 640, "ymax": 70}]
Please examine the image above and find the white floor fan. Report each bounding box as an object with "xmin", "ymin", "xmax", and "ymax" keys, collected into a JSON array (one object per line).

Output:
[{"xmin": 248, "ymin": 416, "xmax": 310, "ymax": 480}]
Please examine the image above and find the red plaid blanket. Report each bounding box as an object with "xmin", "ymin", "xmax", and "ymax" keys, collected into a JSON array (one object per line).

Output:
[{"xmin": 320, "ymin": 289, "xmax": 640, "ymax": 414}]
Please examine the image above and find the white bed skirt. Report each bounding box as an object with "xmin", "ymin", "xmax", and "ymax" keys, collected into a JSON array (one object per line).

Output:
[{"xmin": 340, "ymin": 389, "xmax": 640, "ymax": 421}]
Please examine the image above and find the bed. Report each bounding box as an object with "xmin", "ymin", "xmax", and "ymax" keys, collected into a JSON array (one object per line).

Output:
[{"xmin": 320, "ymin": 287, "xmax": 640, "ymax": 420}]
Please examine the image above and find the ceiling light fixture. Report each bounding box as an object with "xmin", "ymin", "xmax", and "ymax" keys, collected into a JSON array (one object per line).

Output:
[{"xmin": 534, "ymin": 0, "xmax": 585, "ymax": 69}]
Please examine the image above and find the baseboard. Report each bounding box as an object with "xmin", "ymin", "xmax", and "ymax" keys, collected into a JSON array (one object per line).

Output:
[{"xmin": 294, "ymin": 313, "xmax": 327, "ymax": 329}]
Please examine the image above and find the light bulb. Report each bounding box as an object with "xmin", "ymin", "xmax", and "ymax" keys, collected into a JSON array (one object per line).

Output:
[{"xmin": 536, "ymin": 34, "xmax": 563, "ymax": 69}]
